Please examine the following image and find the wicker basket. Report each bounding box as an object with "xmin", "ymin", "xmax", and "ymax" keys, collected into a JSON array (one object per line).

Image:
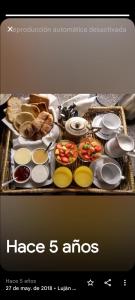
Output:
[{"xmin": 0, "ymin": 106, "xmax": 135, "ymax": 194}]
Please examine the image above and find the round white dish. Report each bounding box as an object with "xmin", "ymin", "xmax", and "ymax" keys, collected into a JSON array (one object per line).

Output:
[
  {"xmin": 93, "ymin": 176, "xmax": 120, "ymax": 190},
  {"xmin": 14, "ymin": 148, "xmax": 32, "ymax": 165},
  {"xmin": 31, "ymin": 165, "xmax": 49, "ymax": 185},
  {"xmin": 90, "ymin": 155, "xmax": 122, "ymax": 189}
]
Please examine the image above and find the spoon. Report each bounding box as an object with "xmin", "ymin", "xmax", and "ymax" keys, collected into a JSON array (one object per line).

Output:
[
  {"xmin": 45, "ymin": 141, "xmax": 53, "ymax": 152},
  {"xmin": 53, "ymin": 121, "xmax": 65, "ymax": 130},
  {"xmin": 2, "ymin": 177, "xmax": 17, "ymax": 187},
  {"xmin": 126, "ymin": 150, "xmax": 135, "ymax": 158}
]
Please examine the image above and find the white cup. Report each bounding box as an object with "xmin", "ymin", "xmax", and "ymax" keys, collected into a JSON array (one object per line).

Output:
[
  {"xmin": 100, "ymin": 113, "xmax": 122, "ymax": 135},
  {"xmin": 96, "ymin": 162, "xmax": 125, "ymax": 185},
  {"xmin": 105, "ymin": 134, "xmax": 135, "ymax": 158}
]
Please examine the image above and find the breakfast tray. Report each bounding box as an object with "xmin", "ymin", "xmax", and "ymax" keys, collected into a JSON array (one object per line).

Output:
[{"xmin": 0, "ymin": 106, "xmax": 135, "ymax": 194}]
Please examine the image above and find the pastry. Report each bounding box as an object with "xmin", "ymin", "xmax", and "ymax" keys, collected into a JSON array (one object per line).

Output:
[
  {"xmin": 6, "ymin": 95, "xmax": 54, "ymax": 140},
  {"xmin": 19, "ymin": 121, "xmax": 35, "ymax": 139},
  {"xmin": 38, "ymin": 111, "xmax": 50, "ymax": 121},
  {"xmin": 7, "ymin": 107, "xmax": 21, "ymax": 123},
  {"xmin": 40, "ymin": 123, "xmax": 52, "ymax": 135},
  {"xmin": 32, "ymin": 118, "xmax": 44, "ymax": 132},
  {"xmin": 13, "ymin": 112, "xmax": 35, "ymax": 131},
  {"xmin": 8, "ymin": 97, "xmax": 22, "ymax": 108},
  {"xmin": 29, "ymin": 94, "xmax": 49, "ymax": 109},
  {"xmin": 6, "ymin": 97, "xmax": 22, "ymax": 122},
  {"xmin": 45, "ymin": 113, "xmax": 53, "ymax": 125},
  {"xmin": 21, "ymin": 104, "xmax": 40, "ymax": 118},
  {"xmin": 32, "ymin": 132, "xmax": 43, "ymax": 140},
  {"xmin": 34, "ymin": 102, "xmax": 48, "ymax": 112}
]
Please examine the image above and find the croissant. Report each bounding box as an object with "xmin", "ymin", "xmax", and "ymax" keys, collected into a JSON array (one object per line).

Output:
[
  {"xmin": 34, "ymin": 102, "xmax": 48, "ymax": 112},
  {"xmin": 32, "ymin": 118, "xmax": 44, "ymax": 132},
  {"xmin": 38, "ymin": 111, "xmax": 50, "ymax": 121},
  {"xmin": 40, "ymin": 123, "xmax": 52, "ymax": 135},
  {"xmin": 19, "ymin": 121, "xmax": 35, "ymax": 139},
  {"xmin": 45, "ymin": 114, "xmax": 53, "ymax": 126},
  {"xmin": 32, "ymin": 131, "xmax": 43, "ymax": 140}
]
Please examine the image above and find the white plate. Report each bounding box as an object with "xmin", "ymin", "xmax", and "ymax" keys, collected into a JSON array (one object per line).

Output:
[
  {"xmin": 90, "ymin": 155, "xmax": 121, "ymax": 190},
  {"xmin": 92, "ymin": 114, "xmax": 117, "ymax": 140},
  {"xmin": 93, "ymin": 176, "xmax": 120, "ymax": 190}
]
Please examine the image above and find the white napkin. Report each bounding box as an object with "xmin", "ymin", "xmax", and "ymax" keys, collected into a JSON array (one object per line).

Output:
[
  {"xmin": 75, "ymin": 97, "xmax": 96, "ymax": 116},
  {"xmin": 62, "ymin": 94, "xmax": 96, "ymax": 116},
  {"xmin": 62, "ymin": 94, "xmax": 95, "ymax": 106},
  {"xmin": 42, "ymin": 124, "xmax": 60, "ymax": 148}
]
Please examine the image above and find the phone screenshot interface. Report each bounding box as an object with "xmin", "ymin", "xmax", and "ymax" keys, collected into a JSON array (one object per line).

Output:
[{"xmin": 0, "ymin": 13, "xmax": 135, "ymax": 294}]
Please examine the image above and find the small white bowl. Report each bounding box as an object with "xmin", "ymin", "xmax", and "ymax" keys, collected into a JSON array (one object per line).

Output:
[
  {"xmin": 14, "ymin": 148, "xmax": 31, "ymax": 165},
  {"xmin": 31, "ymin": 165, "xmax": 49, "ymax": 185},
  {"xmin": 13, "ymin": 165, "xmax": 31, "ymax": 184},
  {"xmin": 32, "ymin": 148, "xmax": 49, "ymax": 165}
]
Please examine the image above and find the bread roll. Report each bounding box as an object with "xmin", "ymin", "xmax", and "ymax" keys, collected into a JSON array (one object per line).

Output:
[
  {"xmin": 32, "ymin": 132, "xmax": 43, "ymax": 140},
  {"xmin": 41, "ymin": 123, "xmax": 52, "ymax": 135},
  {"xmin": 19, "ymin": 121, "xmax": 35, "ymax": 139},
  {"xmin": 38, "ymin": 111, "xmax": 50, "ymax": 121},
  {"xmin": 6, "ymin": 97, "xmax": 22, "ymax": 122},
  {"xmin": 13, "ymin": 112, "xmax": 35, "ymax": 131},
  {"xmin": 21, "ymin": 104, "xmax": 40, "ymax": 118},
  {"xmin": 8, "ymin": 97, "xmax": 22, "ymax": 108},
  {"xmin": 45, "ymin": 113, "xmax": 53, "ymax": 125},
  {"xmin": 32, "ymin": 119, "xmax": 44, "ymax": 133},
  {"xmin": 34, "ymin": 102, "xmax": 48, "ymax": 112},
  {"xmin": 30, "ymin": 94, "xmax": 49, "ymax": 109},
  {"xmin": 7, "ymin": 107, "xmax": 21, "ymax": 123}
]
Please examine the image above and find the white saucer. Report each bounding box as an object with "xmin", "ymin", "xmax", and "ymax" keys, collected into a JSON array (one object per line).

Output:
[
  {"xmin": 90, "ymin": 155, "xmax": 121, "ymax": 190},
  {"xmin": 92, "ymin": 115, "xmax": 117, "ymax": 140},
  {"xmin": 93, "ymin": 176, "xmax": 120, "ymax": 190}
]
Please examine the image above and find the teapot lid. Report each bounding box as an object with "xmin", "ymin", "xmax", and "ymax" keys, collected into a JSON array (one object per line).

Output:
[{"xmin": 65, "ymin": 117, "xmax": 88, "ymax": 136}]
